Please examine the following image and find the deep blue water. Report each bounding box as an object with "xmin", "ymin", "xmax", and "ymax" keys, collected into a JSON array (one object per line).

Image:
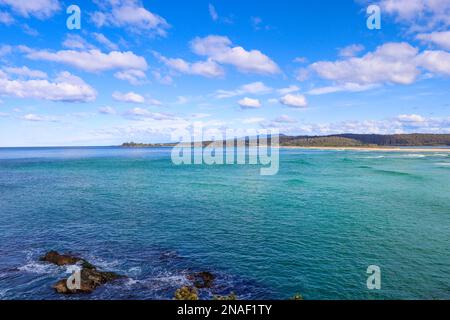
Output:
[{"xmin": 0, "ymin": 147, "xmax": 449, "ymax": 300}]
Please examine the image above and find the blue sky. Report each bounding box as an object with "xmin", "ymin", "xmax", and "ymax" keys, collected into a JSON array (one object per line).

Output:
[{"xmin": 0, "ymin": 0, "xmax": 449, "ymax": 146}]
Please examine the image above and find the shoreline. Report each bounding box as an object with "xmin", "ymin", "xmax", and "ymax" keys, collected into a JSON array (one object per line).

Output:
[{"xmin": 278, "ymin": 146, "xmax": 450, "ymax": 152}]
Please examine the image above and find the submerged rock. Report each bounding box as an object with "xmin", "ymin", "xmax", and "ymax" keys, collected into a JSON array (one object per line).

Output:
[
  {"xmin": 188, "ymin": 271, "xmax": 215, "ymax": 289},
  {"xmin": 40, "ymin": 251, "xmax": 123, "ymax": 294}
]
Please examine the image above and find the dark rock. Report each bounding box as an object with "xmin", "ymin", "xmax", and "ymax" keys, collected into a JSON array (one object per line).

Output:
[
  {"xmin": 40, "ymin": 251, "xmax": 124, "ymax": 294},
  {"xmin": 188, "ymin": 271, "xmax": 215, "ymax": 289},
  {"xmin": 40, "ymin": 251, "xmax": 82, "ymax": 266},
  {"xmin": 53, "ymin": 268, "xmax": 123, "ymax": 294}
]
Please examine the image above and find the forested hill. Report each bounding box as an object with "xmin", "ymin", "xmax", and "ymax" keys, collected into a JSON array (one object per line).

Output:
[
  {"xmin": 122, "ymin": 134, "xmax": 450, "ymax": 148},
  {"xmin": 279, "ymin": 134, "xmax": 450, "ymax": 147}
]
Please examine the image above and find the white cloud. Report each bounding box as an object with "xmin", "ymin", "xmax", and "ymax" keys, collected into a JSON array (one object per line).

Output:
[
  {"xmin": 397, "ymin": 114, "xmax": 426, "ymax": 123},
  {"xmin": 307, "ymin": 42, "xmax": 450, "ymax": 94},
  {"xmin": 261, "ymin": 115, "xmax": 450, "ymax": 135},
  {"xmin": 152, "ymin": 70, "xmax": 173, "ymax": 85},
  {"xmin": 98, "ymin": 106, "xmax": 117, "ymax": 115},
  {"xmin": 417, "ymin": 31, "xmax": 450, "ymax": 50},
  {"xmin": 191, "ymin": 35, "xmax": 280, "ymax": 75},
  {"xmin": 378, "ymin": 0, "xmax": 450, "ymax": 30},
  {"xmin": 155, "ymin": 52, "xmax": 224, "ymax": 78},
  {"xmin": 307, "ymin": 83, "xmax": 378, "ymax": 95},
  {"xmin": 112, "ymin": 91, "xmax": 145, "ymax": 104},
  {"xmin": 25, "ymin": 48, "xmax": 148, "ymax": 73},
  {"xmin": 125, "ymin": 107, "xmax": 174, "ymax": 120},
  {"xmin": 277, "ymin": 85, "xmax": 300, "ymax": 95},
  {"xmin": 238, "ymin": 97, "xmax": 261, "ymax": 109},
  {"xmin": 208, "ymin": 4, "xmax": 218, "ymax": 21},
  {"xmin": 92, "ymin": 32, "xmax": 119, "ymax": 51},
  {"xmin": 216, "ymin": 81, "xmax": 272, "ymax": 98},
  {"xmin": 273, "ymin": 115, "xmax": 298, "ymax": 123},
  {"xmin": 91, "ymin": 0, "xmax": 170, "ymax": 37},
  {"xmin": 21, "ymin": 113, "xmax": 58, "ymax": 122},
  {"xmin": 279, "ymin": 94, "xmax": 308, "ymax": 108},
  {"xmin": 0, "ymin": 71, "xmax": 96, "ymax": 102},
  {"xmin": 114, "ymin": 69, "xmax": 146, "ymax": 85},
  {"xmin": 0, "ymin": 10, "xmax": 13, "ymax": 24},
  {"xmin": 62, "ymin": 35, "xmax": 96, "ymax": 50},
  {"xmin": 3, "ymin": 66, "xmax": 47, "ymax": 78},
  {"xmin": 242, "ymin": 117, "xmax": 265, "ymax": 124},
  {"xmin": 0, "ymin": 0, "xmax": 60, "ymax": 19},
  {"xmin": 338, "ymin": 44, "xmax": 365, "ymax": 57},
  {"xmin": 311, "ymin": 42, "xmax": 421, "ymax": 86},
  {"xmin": 0, "ymin": 44, "xmax": 12, "ymax": 57},
  {"xmin": 416, "ymin": 50, "xmax": 450, "ymax": 75},
  {"xmin": 293, "ymin": 57, "xmax": 307, "ymax": 63},
  {"xmin": 176, "ymin": 96, "xmax": 189, "ymax": 104}
]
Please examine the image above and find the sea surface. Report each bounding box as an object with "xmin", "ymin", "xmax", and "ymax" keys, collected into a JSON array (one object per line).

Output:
[{"xmin": 0, "ymin": 147, "xmax": 449, "ymax": 300}]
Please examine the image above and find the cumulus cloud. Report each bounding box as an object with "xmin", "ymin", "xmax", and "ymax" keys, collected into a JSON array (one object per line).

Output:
[
  {"xmin": 279, "ymin": 94, "xmax": 308, "ymax": 108},
  {"xmin": 416, "ymin": 31, "xmax": 450, "ymax": 50},
  {"xmin": 112, "ymin": 91, "xmax": 145, "ymax": 104},
  {"xmin": 261, "ymin": 115, "xmax": 450, "ymax": 135},
  {"xmin": 338, "ymin": 44, "xmax": 365, "ymax": 57},
  {"xmin": 0, "ymin": 71, "xmax": 96, "ymax": 102},
  {"xmin": 215, "ymin": 81, "xmax": 272, "ymax": 98},
  {"xmin": 378, "ymin": 0, "xmax": 450, "ymax": 30},
  {"xmin": 3, "ymin": 66, "xmax": 47, "ymax": 78},
  {"xmin": 416, "ymin": 50, "xmax": 450, "ymax": 75},
  {"xmin": 311, "ymin": 42, "xmax": 420, "ymax": 86},
  {"xmin": 0, "ymin": 0, "xmax": 60, "ymax": 19},
  {"xmin": 155, "ymin": 52, "xmax": 224, "ymax": 78},
  {"xmin": 98, "ymin": 106, "xmax": 117, "ymax": 115},
  {"xmin": 277, "ymin": 85, "xmax": 300, "ymax": 95},
  {"xmin": 307, "ymin": 42, "xmax": 450, "ymax": 94},
  {"xmin": 114, "ymin": 69, "xmax": 146, "ymax": 85},
  {"xmin": 91, "ymin": 0, "xmax": 170, "ymax": 37},
  {"xmin": 238, "ymin": 97, "xmax": 261, "ymax": 109},
  {"xmin": 191, "ymin": 35, "xmax": 280, "ymax": 75},
  {"xmin": 25, "ymin": 48, "xmax": 148, "ymax": 73}
]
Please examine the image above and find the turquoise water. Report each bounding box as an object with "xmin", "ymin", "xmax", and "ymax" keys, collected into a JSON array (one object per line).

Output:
[{"xmin": 0, "ymin": 147, "xmax": 449, "ymax": 300}]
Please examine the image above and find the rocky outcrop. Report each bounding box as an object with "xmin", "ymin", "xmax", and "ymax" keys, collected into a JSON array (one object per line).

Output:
[
  {"xmin": 40, "ymin": 251, "xmax": 123, "ymax": 294},
  {"xmin": 188, "ymin": 271, "xmax": 215, "ymax": 289}
]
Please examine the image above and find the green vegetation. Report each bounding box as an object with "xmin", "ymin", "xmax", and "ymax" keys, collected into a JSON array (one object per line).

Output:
[{"xmin": 122, "ymin": 134, "xmax": 450, "ymax": 148}]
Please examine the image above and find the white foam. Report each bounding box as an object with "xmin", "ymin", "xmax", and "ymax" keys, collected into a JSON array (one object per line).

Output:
[{"xmin": 18, "ymin": 262, "xmax": 58, "ymax": 275}]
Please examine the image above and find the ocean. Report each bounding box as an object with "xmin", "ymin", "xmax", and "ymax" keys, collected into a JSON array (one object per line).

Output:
[{"xmin": 0, "ymin": 147, "xmax": 449, "ymax": 300}]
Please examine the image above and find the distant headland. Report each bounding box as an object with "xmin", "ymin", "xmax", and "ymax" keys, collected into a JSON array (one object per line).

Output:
[{"xmin": 122, "ymin": 133, "xmax": 450, "ymax": 149}]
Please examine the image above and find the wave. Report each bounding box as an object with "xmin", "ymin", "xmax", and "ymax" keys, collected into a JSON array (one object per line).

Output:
[
  {"xmin": 361, "ymin": 155, "xmax": 385, "ymax": 159},
  {"xmin": 435, "ymin": 162, "xmax": 450, "ymax": 167},
  {"xmin": 18, "ymin": 262, "xmax": 59, "ymax": 275},
  {"xmin": 371, "ymin": 169, "xmax": 421, "ymax": 178}
]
